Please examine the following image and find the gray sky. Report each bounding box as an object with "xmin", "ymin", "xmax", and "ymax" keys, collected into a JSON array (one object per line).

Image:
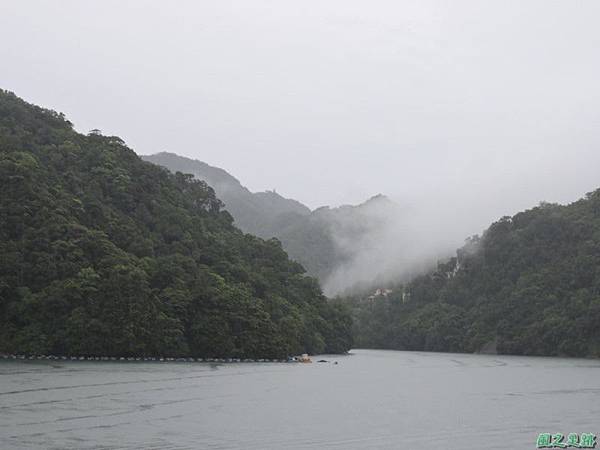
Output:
[{"xmin": 2, "ymin": 0, "xmax": 600, "ymax": 244}]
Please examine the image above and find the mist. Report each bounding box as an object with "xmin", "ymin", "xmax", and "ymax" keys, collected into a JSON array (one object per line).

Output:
[
  {"xmin": 320, "ymin": 194, "xmax": 473, "ymax": 295},
  {"xmin": 3, "ymin": 1, "xmax": 600, "ymax": 294}
]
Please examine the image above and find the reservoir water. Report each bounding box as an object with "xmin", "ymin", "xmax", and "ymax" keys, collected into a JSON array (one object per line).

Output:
[{"xmin": 2, "ymin": 349, "xmax": 600, "ymax": 449}]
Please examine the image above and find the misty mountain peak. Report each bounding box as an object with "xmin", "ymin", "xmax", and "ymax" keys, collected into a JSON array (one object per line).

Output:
[
  {"xmin": 142, "ymin": 152, "xmax": 399, "ymax": 292},
  {"xmin": 364, "ymin": 193, "xmax": 391, "ymax": 204}
]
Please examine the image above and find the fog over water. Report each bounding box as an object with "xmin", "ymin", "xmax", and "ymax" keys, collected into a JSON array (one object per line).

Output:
[{"xmin": 3, "ymin": 1, "xmax": 600, "ymax": 288}]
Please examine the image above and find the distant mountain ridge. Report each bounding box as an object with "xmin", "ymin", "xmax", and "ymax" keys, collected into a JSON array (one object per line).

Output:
[
  {"xmin": 142, "ymin": 152, "xmax": 310, "ymax": 238},
  {"xmin": 142, "ymin": 152, "xmax": 401, "ymax": 291}
]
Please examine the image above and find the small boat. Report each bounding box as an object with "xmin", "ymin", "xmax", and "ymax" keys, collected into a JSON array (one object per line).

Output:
[{"xmin": 298, "ymin": 354, "xmax": 312, "ymax": 363}]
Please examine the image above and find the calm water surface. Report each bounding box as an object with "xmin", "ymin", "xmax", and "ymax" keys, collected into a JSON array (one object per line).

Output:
[{"xmin": 1, "ymin": 349, "xmax": 600, "ymax": 449}]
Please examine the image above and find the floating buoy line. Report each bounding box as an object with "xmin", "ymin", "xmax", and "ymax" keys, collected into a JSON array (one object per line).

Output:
[{"xmin": 0, "ymin": 353, "xmax": 316, "ymax": 364}]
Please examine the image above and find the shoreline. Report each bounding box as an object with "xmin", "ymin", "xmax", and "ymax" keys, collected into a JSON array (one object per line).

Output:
[{"xmin": 0, "ymin": 353, "xmax": 298, "ymax": 364}]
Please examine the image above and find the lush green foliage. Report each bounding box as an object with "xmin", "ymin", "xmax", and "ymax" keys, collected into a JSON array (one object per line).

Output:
[
  {"xmin": 142, "ymin": 152, "xmax": 311, "ymax": 241},
  {"xmin": 0, "ymin": 90, "xmax": 352, "ymax": 358},
  {"xmin": 143, "ymin": 153, "xmax": 398, "ymax": 284},
  {"xmin": 352, "ymin": 197, "xmax": 600, "ymax": 357}
]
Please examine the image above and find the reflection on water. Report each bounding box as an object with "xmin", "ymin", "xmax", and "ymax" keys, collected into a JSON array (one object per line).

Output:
[{"xmin": 2, "ymin": 349, "xmax": 600, "ymax": 449}]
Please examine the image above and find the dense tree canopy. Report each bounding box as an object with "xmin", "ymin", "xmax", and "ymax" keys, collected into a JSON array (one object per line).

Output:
[
  {"xmin": 143, "ymin": 153, "xmax": 399, "ymax": 285},
  {"xmin": 0, "ymin": 90, "xmax": 352, "ymax": 358},
  {"xmin": 351, "ymin": 195, "xmax": 600, "ymax": 357}
]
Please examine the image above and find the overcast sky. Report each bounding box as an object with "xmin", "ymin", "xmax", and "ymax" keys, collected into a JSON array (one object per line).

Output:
[{"xmin": 2, "ymin": 0, "xmax": 600, "ymax": 241}]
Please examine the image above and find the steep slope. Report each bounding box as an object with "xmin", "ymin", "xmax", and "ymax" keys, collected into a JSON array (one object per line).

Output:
[
  {"xmin": 352, "ymin": 195, "xmax": 600, "ymax": 357},
  {"xmin": 143, "ymin": 153, "xmax": 403, "ymax": 289},
  {"xmin": 0, "ymin": 90, "xmax": 352, "ymax": 358},
  {"xmin": 141, "ymin": 152, "xmax": 310, "ymax": 238},
  {"xmin": 274, "ymin": 194, "xmax": 403, "ymax": 290}
]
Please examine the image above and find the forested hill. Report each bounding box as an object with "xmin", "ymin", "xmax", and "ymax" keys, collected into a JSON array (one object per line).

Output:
[
  {"xmin": 143, "ymin": 152, "xmax": 402, "ymax": 288},
  {"xmin": 142, "ymin": 152, "xmax": 311, "ymax": 239},
  {"xmin": 0, "ymin": 90, "xmax": 352, "ymax": 358},
  {"xmin": 353, "ymin": 194, "xmax": 600, "ymax": 357}
]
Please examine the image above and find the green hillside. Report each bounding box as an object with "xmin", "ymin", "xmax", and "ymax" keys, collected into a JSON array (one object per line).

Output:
[
  {"xmin": 141, "ymin": 152, "xmax": 311, "ymax": 239},
  {"xmin": 0, "ymin": 90, "xmax": 352, "ymax": 358},
  {"xmin": 352, "ymin": 195, "xmax": 600, "ymax": 357},
  {"xmin": 143, "ymin": 153, "xmax": 400, "ymax": 286}
]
